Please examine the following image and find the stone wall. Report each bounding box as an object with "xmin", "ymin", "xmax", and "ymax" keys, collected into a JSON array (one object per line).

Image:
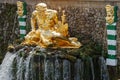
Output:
[{"xmin": 0, "ymin": 3, "xmax": 18, "ymax": 61}]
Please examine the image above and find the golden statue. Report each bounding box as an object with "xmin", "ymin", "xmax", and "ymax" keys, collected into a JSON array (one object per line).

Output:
[
  {"xmin": 105, "ymin": 5, "xmax": 114, "ymax": 24},
  {"xmin": 22, "ymin": 3, "xmax": 81, "ymax": 48}
]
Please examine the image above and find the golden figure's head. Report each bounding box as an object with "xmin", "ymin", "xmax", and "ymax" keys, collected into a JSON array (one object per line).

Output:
[
  {"xmin": 36, "ymin": 3, "xmax": 47, "ymax": 12},
  {"xmin": 17, "ymin": 1, "xmax": 23, "ymax": 16}
]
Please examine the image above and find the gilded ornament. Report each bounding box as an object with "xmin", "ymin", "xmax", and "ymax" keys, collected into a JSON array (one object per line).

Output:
[
  {"xmin": 17, "ymin": 1, "xmax": 24, "ymax": 16},
  {"xmin": 105, "ymin": 5, "xmax": 114, "ymax": 24}
]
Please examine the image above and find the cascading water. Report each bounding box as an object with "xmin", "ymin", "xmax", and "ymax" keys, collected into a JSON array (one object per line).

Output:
[
  {"xmin": 74, "ymin": 59, "xmax": 81, "ymax": 80},
  {"xmin": 15, "ymin": 49, "xmax": 28, "ymax": 80},
  {"xmin": 44, "ymin": 56, "xmax": 54, "ymax": 80},
  {"xmin": 0, "ymin": 46, "xmax": 110, "ymax": 80},
  {"xmin": 99, "ymin": 57, "xmax": 109, "ymax": 80},
  {"xmin": 16, "ymin": 48, "xmax": 36, "ymax": 80},
  {"xmin": 63, "ymin": 59, "xmax": 71, "ymax": 80},
  {"xmin": 0, "ymin": 52, "xmax": 16, "ymax": 80},
  {"xmin": 24, "ymin": 52, "xmax": 33, "ymax": 80},
  {"xmin": 54, "ymin": 55, "xmax": 62, "ymax": 80},
  {"xmin": 89, "ymin": 57, "xmax": 95, "ymax": 80},
  {"xmin": 17, "ymin": 57, "xmax": 25, "ymax": 80}
]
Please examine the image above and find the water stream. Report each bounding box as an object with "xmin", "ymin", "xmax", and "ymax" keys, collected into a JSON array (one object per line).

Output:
[
  {"xmin": 63, "ymin": 59, "xmax": 71, "ymax": 80},
  {"xmin": 0, "ymin": 52, "xmax": 16, "ymax": 80},
  {"xmin": 74, "ymin": 59, "xmax": 81, "ymax": 80},
  {"xmin": 0, "ymin": 47, "xmax": 110, "ymax": 80},
  {"xmin": 99, "ymin": 57, "xmax": 109, "ymax": 80},
  {"xmin": 54, "ymin": 56, "xmax": 62, "ymax": 80}
]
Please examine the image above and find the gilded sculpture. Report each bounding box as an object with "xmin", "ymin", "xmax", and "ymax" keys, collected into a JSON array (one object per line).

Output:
[
  {"xmin": 17, "ymin": 1, "xmax": 24, "ymax": 16},
  {"xmin": 22, "ymin": 3, "xmax": 81, "ymax": 48},
  {"xmin": 105, "ymin": 5, "xmax": 114, "ymax": 24}
]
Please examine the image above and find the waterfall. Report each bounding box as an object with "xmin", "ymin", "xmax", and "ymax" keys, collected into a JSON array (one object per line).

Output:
[
  {"xmin": 74, "ymin": 59, "xmax": 81, "ymax": 80},
  {"xmin": 16, "ymin": 48, "xmax": 35, "ymax": 80},
  {"xmin": 0, "ymin": 47, "xmax": 36, "ymax": 80},
  {"xmin": 24, "ymin": 52, "xmax": 33, "ymax": 80},
  {"xmin": 16, "ymin": 49, "xmax": 27, "ymax": 80},
  {"xmin": 54, "ymin": 56, "xmax": 62, "ymax": 80},
  {"xmin": 44, "ymin": 55, "xmax": 54, "ymax": 80},
  {"xmin": 0, "ymin": 52, "xmax": 16, "ymax": 80},
  {"xmin": 99, "ymin": 57, "xmax": 109, "ymax": 80},
  {"xmin": 89, "ymin": 57, "xmax": 95, "ymax": 80},
  {"xmin": 16, "ymin": 57, "xmax": 25, "ymax": 80},
  {"xmin": 0, "ymin": 47, "xmax": 110, "ymax": 80},
  {"xmin": 63, "ymin": 59, "xmax": 71, "ymax": 80}
]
